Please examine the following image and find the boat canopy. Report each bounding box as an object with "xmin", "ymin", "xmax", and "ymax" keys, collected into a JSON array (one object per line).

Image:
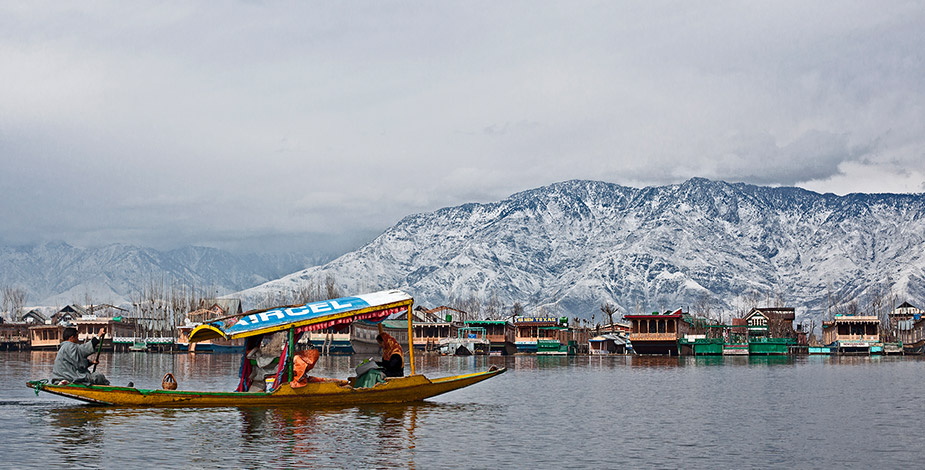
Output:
[{"xmin": 188, "ymin": 289, "xmax": 413, "ymax": 343}]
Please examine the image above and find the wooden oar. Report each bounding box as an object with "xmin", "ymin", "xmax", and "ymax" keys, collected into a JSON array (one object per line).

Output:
[{"xmin": 91, "ymin": 331, "xmax": 105, "ymax": 373}]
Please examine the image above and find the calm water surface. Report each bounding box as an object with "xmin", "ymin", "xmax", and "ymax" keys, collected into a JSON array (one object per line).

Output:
[{"xmin": 2, "ymin": 351, "xmax": 924, "ymax": 469}]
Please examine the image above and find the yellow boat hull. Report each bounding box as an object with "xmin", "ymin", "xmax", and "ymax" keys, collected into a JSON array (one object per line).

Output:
[{"xmin": 27, "ymin": 367, "xmax": 505, "ymax": 407}]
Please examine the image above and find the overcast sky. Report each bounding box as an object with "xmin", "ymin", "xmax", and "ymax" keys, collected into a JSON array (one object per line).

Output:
[{"xmin": 1, "ymin": 1, "xmax": 923, "ymax": 254}]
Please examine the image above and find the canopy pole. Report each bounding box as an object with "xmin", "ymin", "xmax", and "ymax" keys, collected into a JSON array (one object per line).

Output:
[
  {"xmin": 286, "ymin": 326, "xmax": 295, "ymax": 382},
  {"xmin": 407, "ymin": 304, "xmax": 415, "ymax": 375}
]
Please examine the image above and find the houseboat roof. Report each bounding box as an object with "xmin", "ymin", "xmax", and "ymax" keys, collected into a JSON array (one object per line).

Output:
[
  {"xmin": 824, "ymin": 315, "xmax": 880, "ymax": 325},
  {"xmin": 590, "ymin": 334, "xmax": 628, "ymax": 344},
  {"xmin": 624, "ymin": 308, "xmax": 684, "ymax": 319},
  {"xmin": 512, "ymin": 317, "xmax": 564, "ymax": 325},
  {"xmin": 749, "ymin": 307, "xmax": 796, "ymax": 320}
]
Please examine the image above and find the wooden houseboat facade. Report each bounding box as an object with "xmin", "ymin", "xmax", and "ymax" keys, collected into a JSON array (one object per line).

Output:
[
  {"xmin": 822, "ymin": 315, "xmax": 881, "ymax": 354},
  {"xmin": 464, "ymin": 320, "xmax": 517, "ymax": 355},
  {"xmin": 626, "ymin": 309, "xmax": 703, "ymax": 356},
  {"xmin": 514, "ymin": 317, "xmax": 568, "ymax": 353}
]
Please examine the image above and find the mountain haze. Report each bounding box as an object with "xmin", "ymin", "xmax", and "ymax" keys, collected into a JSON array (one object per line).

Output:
[
  {"xmin": 239, "ymin": 178, "xmax": 925, "ymax": 322},
  {"xmin": 0, "ymin": 242, "xmax": 326, "ymax": 307}
]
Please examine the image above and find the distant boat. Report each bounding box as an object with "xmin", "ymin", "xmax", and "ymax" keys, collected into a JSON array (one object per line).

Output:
[{"xmin": 128, "ymin": 341, "xmax": 148, "ymax": 352}]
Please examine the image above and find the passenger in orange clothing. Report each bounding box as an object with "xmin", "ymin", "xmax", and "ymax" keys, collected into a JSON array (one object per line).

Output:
[
  {"xmin": 289, "ymin": 348, "xmax": 320, "ymax": 388},
  {"xmin": 376, "ymin": 322, "xmax": 404, "ymax": 377}
]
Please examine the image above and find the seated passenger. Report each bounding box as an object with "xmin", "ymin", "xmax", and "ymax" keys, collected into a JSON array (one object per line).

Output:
[
  {"xmin": 289, "ymin": 348, "xmax": 321, "ymax": 388},
  {"xmin": 376, "ymin": 323, "xmax": 404, "ymax": 377},
  {"xmin": 245, "ymin": 333, "xmax": 285, "ymax": 392}
]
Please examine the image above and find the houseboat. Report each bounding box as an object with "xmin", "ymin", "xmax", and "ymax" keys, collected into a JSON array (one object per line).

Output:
[
  {"xmin": 625, "ymin": 309, "xmax": 704, "ymax": 356},
  {"xmin": 350, "ymin": 320, "xmax": 408, "ymax": 356},
  {"xmin": 411, "ymin": 318, "xmax": 458, "ymax": 352},
  {"xmin": 742, "ymin": 308, "xmax": 795, "ymax": 355},
  {"xmin": 28, "ymin": 305, "xmax": 135, "ymax": 351},
  {"xmin": 513, "ymin": 317, "xmax": 566, "ymax": 353},
  {"xmin": 437, "ymin": 326, "xmax": 490, "ymax": 356},
  {"xmin": 678, "ymin": 336, "xmax": 724, "ymax": 355},
  {"xmin": 464, "ymin": 320, "xmax": 517, "ymax": 355},
  {"xmin": 890, "ymin": 302, "xmax": 925, "ymax": 354},
  {"xmin": 822, "ymin": 315, "xmax": 881, "ymax": 355},
  {"xmin": 305, "ymin": 326, "xmax": 353, "ymax": 354},
  {"xmin": 589, "ymin": 333, "xmax": 628, "ymax": 355},
  {"xmin": 0, "ymin": 321, "xmax": 30, "ymax": 350}
]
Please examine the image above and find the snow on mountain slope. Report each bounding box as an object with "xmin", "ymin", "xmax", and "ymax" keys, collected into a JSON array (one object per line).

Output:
[{"xmin": 239, "ymin": 178, "xmax": 925, "ymax": 322}]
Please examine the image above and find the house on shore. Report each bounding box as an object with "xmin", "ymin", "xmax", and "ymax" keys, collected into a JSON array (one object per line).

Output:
[{"xmin": 21, "ymin": 309, "xmax": 48, "ymax": 325}]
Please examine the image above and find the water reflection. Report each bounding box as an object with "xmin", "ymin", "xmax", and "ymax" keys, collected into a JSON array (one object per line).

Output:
[
  {"xmin": 235, "ymin": 403, "xmax": 426, "ymax": 468},
  {"xmin": 43, "ymin": 406, "xmax": 109, "ymax": 464},
  {"xmin": 746, "ymin": 355, "xmax": 794, "ymax": 366},
  {"xmin": 629, "ymin": 355, "xmax": 681, "ymax": 367}
]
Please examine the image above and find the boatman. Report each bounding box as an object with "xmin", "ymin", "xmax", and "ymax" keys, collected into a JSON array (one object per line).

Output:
[
  {"xmin": 376, "ymin": 322, "xmax": 404, "ymax": 377},
  {"xmin": 51, "ymin": 327, "xmax": 110, "ymax": 386}
]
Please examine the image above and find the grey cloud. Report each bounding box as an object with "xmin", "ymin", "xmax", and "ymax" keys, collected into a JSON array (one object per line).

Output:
[
  {"xmin": 1, "ymin": 2, "xmax": 923, "ymax": 253},
  {"xmin": 720, "ymin": 130, "xmax": 864, "ymax": 185}
]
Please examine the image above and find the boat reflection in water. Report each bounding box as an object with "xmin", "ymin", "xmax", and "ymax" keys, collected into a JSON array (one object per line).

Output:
[{"xmin": 628, "ymin": 355, "xmax": 681, "ymax": 368}]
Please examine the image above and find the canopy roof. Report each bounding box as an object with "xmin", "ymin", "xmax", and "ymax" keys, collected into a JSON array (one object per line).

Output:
[{"xmin": 188, "ymin": 289, "xmax": 413, "ymax": 343}]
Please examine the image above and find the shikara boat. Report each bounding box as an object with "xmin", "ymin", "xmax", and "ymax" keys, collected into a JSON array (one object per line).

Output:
[{"xmin": 27, "ymin": 289, "xmax": 505, "ymax": 407}]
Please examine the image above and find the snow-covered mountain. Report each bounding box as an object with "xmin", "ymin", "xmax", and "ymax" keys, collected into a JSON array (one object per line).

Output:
[
  {"xmin": 238, "ymin": 178, "xmax": 925, "ymax": 322},
  {"xmin": 0, "ymin": 242, "xmax": 325, "ymax": 307}
]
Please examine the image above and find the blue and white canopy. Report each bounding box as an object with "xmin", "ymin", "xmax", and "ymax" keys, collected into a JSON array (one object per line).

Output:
[{"xmin": 188, "ymin": 289, "xmax": 413, "ymax": 343}]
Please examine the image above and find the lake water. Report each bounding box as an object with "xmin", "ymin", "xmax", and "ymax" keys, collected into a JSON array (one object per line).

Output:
[{"xmin": 2, "ymin": 351, "xmax": 924, "ymax": 469}]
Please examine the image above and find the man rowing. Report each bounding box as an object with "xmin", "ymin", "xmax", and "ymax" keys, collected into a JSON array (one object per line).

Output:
[{"xmin": 51, "ymin": 327, "xmax": 110, "ymax": 386}]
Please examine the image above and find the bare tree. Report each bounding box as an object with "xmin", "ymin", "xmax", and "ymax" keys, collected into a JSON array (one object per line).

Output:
[
  {"xmin": 324, "ymin": 274, "xmax": 340, "ymax": 300},
  {"xmin": 2, "ymin": 286, "xmax": 28, "ymax": 321},
  {"xmin": 484, "ymin": 291, "xmax": 503, "ymax": 320},
  {"xmin": 447, "ymin": 293, "xmax": 481, "ymax": 322},
  {"xmin": 693, "ymin": 292, "xmax": 714, "ymax": 320},
  {"xmin": 600, "ymin": 302, "xmax": 619, "ymax": 332},
  {"xmin": 510, "ymin": 302, "xmax": 525, "ymax": 320}
]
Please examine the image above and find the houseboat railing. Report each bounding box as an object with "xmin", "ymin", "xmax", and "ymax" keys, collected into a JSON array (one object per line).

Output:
[{"xmin": 629, "ymin": 333, "xmax": 678, "ymax": 341}]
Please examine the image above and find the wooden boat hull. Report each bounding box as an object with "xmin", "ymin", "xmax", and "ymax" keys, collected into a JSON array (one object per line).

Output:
[{"xmin": 27, "ymin": 367, "xmax": 505, "ymax": 408}]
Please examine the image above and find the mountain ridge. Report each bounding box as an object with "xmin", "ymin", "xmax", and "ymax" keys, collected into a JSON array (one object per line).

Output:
[{"xmin": 238, "ymin": 178, "xmax": 925, "ymax": 323}]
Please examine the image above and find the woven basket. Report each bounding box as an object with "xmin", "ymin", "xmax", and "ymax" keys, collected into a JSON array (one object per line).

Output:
[{"xmin": 162, "ymin": 373, "xmax": 178, "ymax": 390}]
